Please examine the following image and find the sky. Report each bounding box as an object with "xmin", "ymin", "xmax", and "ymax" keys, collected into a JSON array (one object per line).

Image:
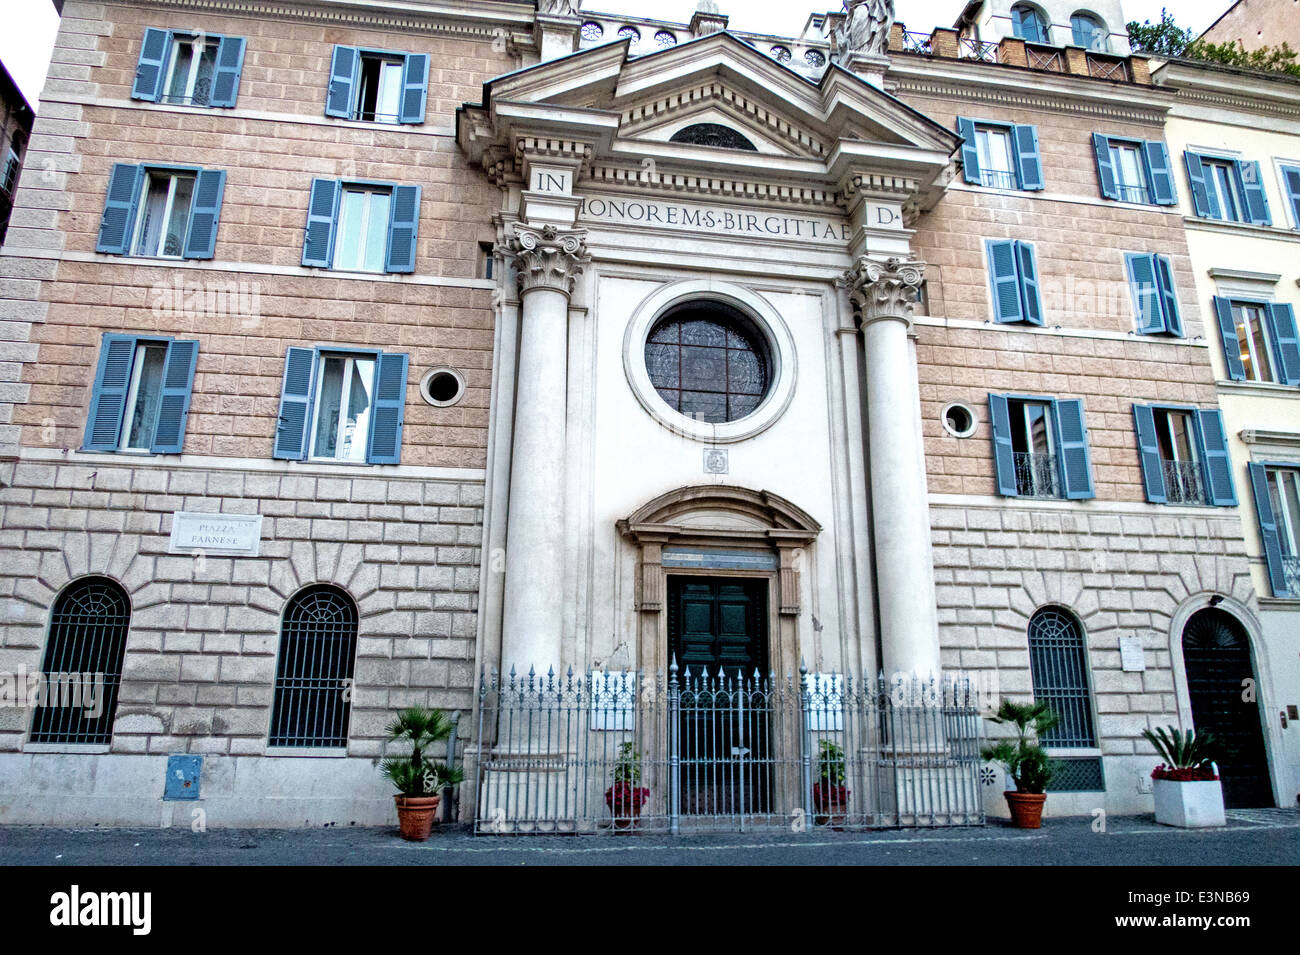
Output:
[{"xmin": 1, "ymin": 0, "xmax": 1234, "ymax": 110}]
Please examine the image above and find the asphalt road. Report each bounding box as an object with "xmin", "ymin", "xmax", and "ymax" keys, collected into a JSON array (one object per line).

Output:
[{"xmin": 2, "ymin": 809, "xmax": 1298, "ymax": 866}]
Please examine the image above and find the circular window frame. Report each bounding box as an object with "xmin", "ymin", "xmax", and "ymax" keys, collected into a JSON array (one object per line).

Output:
[
  {"xmin": 942, "ymin": 401, "xmax": 978, "ymax": 438},
  {"xmin": 420, "ymin": 367, "xmax": 466, "ymax": 408},
  {"xmin": 623, "ymin": 280, "xmax": 797, "ymax": 444}
]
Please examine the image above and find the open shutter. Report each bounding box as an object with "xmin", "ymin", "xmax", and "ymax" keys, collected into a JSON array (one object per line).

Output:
[
  {"xmin": 1053, "ymin": 399, "xmax": 1095, "ymax": 500},
  {"xmin": 1213, "ymin": 296, "xmax": 1247, "ymax": 381},
  {"xmin": 1131, "ymin": 405, "xmax": 1167, "ymax": 504},
  {"xmin": 398, "ymin": 53, "xmax": 429, "ymax": 125},
  {"xmin": 1154, "ymin": 255, "xmax": 1183, "ymax": 336},
  {"xmin": 83, "ymin": 335, "xmax": 137, "ymax": 451},
  {"xmin": 1013, "ymin": 124, "xmax": 1044, "ymax": 191},
  {"xmin": 1016, "ymin": 240, "xmax": 1043, "ymax": 326},
  {"xmin": 1193, "ymin": 409, "xmax": 1236, "ymax": 507},
  {"xmin": 208, "ymin": 35, "xmax": 246, "ymax": 108},
  {"xmin": 96, "ymin": 163, "xmax": 144, "ymax": 255},
  {"xmin": 1092, "ymin": 133, "xmax": 1118, "ymax": 200},
  {"xmin": 181, "ymin": 168, "xmax": 225, "ymax": 260},
  {"xmin": 987, "ymin": 240, "xmax": 1024, "ymax": 323},
  {"xmin": 150, "ymin": 338, "xmax": 199, "ymax": 454},
  {"xmin": 1126, "ymin": 253, "xmax": 1162, "ymax": 334},
  {"xmin": 273, "ymin": 347, "xmax": 317, "ymax": 460},
  {"xmin": 366, "ymin": 351, "xmax": 408, "ymax": 464},
  {"xmin": 1184, "ymin": 151, "xmax": 1213, "ymax": 218},
  {"xmin": 957, "ymin": 118, "xmax": 981, "ymax": 185},
  {"xmin": 132, "ymin": 27, "xmax": 170, "ymax": 102},
  {"xmin": 1282, "ymin": 165, "xmax": 1300, "ymax": 229},
  {"xmin": 302, "ymin": 178, "xmax": 340, "ymax": 268},
  {"xmin": 1248, "ymin": 463, "xmax": 1290, "ymax": 597},
  {"xmin": 384, "ymin": 184, "xmax": 420, "ymax": 274},
  {"xmin": 325, "ymin": 46, "xmax": 359, "ymax": 118},
  {"xmin": 1265, "ymin": 303, "xmax": 1300, "ymax": 386},
  {"xmin": 1144, "ymin": 140, "xmax": 1177, "ymax": 205},
  {"xmin": 988, "ymin": 394, "xmax": 1019, "ymax": 497},
  {"xmin": 1237, "ymin": 160, "xmax": 1272, "ymax": 226}
]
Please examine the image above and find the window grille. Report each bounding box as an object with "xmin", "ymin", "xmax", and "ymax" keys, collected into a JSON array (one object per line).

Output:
[
  {"xmin": 268, "ymin": 586, "xmax": 358, "ymax": 747},
  {"xmin": 1048, "ymin": 756, "xmax": 1105, "ymax": 792},
  {"xmin": 1027, "ymin": 607, "xmax": 1097, "ymax": 748},
  {"xmin": 29, "ymin": 577, "xmax": 131, "ymax": 745}
]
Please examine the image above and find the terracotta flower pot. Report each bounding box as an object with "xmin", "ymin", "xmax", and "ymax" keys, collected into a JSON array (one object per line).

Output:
[
  {"xmin": 1004, "ymin": 791, "xmax": 1047, "ymax": 829},
  {"xmin": 394, "ymin": 794, "xmax": 441, "ymax": 841}
]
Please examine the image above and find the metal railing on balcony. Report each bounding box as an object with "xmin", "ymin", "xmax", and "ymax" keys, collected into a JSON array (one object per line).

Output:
[
  {"xmin": 1162, "ymin": 459, "xmax": 1207, "ymax": 505},
  {"xmin": 979, "ymin": 168, "xmax": 1020, "ymax": 191},
  {"xmin": 1014, "ymin": 451, "xmax": 1061, "ymax": 499},
  {"xmin": 1026, "ymin": 44, "xmax": 1065, "ymax": 72},
  {"xmin": 1088, "ymin": 54, "xmax": 1131, "ymax": 82},
  {"xmin": 960, "ymin": 38, "xmax": 998, "ymax": 63},
  {"xmin": 901, "ymin": 31, "xmax": 933, "ymax": 55},
  {"xmin": 471, "ymin": 666, "xmax": 985, "ymax": 835},
  {"xmin": 1116, "ymin": 182, "xmax": 1151, "ymax": 205},
  {"xmin": 1281, "ymin": 556, "xmax": 1300, "ymax": 597}
]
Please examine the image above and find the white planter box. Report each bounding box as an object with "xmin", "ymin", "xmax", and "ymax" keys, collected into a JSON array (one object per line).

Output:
[{"xmin": 1152, "ymin": 778, "xmax": 1226, "ymax": 828}]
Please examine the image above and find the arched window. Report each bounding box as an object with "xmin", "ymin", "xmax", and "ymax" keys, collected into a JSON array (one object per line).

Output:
[
  {"xmin": 268, "ymin": 585, "xmax": 358, "ymax": 748},
  {"xmin": 644, "ymin": 301, "xmax": 772, "ymax": 424},
  {"xmin": 30, "ymin": 577, "xmax": 131, "ymax": 744},
  {"xmin": 668, "ymin": 123, "xmax": 758, "ymax": 151},
  {"xmin": 1011, "ymin": 4, "xmax": 1050, "ymax": 44},
  {"xmin": 1070, "ymin": 12, "xmax": 1108, "ymax": 51},
  {"xmin": 1026, "ymin": 607, "xmax": 1096, "ymax": 748}
]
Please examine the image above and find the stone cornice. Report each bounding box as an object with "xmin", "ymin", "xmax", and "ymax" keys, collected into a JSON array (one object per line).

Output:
[
  {"xmin": 1240, "ymin": 430, "xmax": 1300, "ymax": 449},
  {"xmin": 1154, "ymin": 58, "xmax": 1300, "ymax": 121},
  {"xmin": 585, "ymin": 163, "xmax": 844, "ymax": 209}
]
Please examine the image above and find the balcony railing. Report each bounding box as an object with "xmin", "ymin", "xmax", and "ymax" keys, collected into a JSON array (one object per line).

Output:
[
  {"xmin": 1026, "ymin": 43, "xmax": 1065, "ymax": 72},
  {"xmin": 960, "ymin": 38, "xmax": 998, "ymax": 63},
  {"xmin": 979, "ymin": 168, "xmax": 1019, "ymax": 190},
  {"xmin": 902, "ymin": 31, "xmax": 933, "ymax": 55},
  {"xmin": 1162, "ymin": 459, "xmax": 1207, "ymax": 505},
  {"xmin": 1116, "ymin": 183, "xmax": 1151, "ymax": 204},
  {"xmin": 1088, "ymin": 53, "xmax": 1131, "ymax": 82},
  {"xmin": 1015, "ymin": 452, "xmax": 1061, "ymax": 499},
  {"xmin": 1282, "ymin": 556, "xmax": 1300, "ymax": 597}
]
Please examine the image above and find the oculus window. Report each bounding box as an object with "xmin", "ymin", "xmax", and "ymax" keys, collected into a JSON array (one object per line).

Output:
[{"xmin": 644, "ymin": 302, "xmax": 771, "ymax": 424}]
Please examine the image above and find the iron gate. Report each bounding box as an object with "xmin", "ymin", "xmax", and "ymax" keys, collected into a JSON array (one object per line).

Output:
[{"xmin": 471, "ymin": 664, "xmax": 985, "ymax": 835}]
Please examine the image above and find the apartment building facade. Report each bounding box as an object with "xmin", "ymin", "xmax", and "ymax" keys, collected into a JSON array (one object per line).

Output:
[
  {"xmin": 0, "ymin": 60, "xmax": 35, "ymax": 249},
  {"xmin": 0, "ymin": 0, "xmax": 1292, "ymax": 829}
]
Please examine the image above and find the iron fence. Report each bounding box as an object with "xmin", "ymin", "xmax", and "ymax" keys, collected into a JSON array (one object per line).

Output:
[
  {"xmin": 1014, "ymin": 451, "xmax": 1060, "ymax": 499},
  {"xmin": 471, "ymin": 664, "xmax": 985, "ymax": 835},
  {"xmin": 1162, "ymin": 459, "xmax": 1207, "ymax": 505},
  {"xmin": 902, "ymin": 31, "xmax": 933, "ymax": 55},
  {"xmin": 960, "ymin": 38, "xmax": 999, "ymax": 63}
]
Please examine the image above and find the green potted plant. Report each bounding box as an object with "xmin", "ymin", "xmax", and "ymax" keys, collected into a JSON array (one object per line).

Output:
[
  {"xmin": 980, "ymin": 699, "xmax": 1059, "ymax": 829},
  {"xmin": 605, "ymin": 742, "xmax": 650, "ymax": 831},
  {"xmin": 380, "ymin": 706, "xmax": 465, "ymax": 841},
  {"xmin": 1142, "ymin": 726, "xmax": 1224, "ymax": 828},
  {"xmin": 812, "ymin": 739, "xmax": 850, "ymax": 826}
]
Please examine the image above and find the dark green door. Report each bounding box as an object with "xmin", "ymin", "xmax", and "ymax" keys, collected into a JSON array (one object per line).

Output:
[
  {"xmin": 668, "ymin": 577, "xmax": 771, "ymax": 818},
  {"xmin": 1182, "ymin": 609, "xmax": 1274, "ymax": 809}
]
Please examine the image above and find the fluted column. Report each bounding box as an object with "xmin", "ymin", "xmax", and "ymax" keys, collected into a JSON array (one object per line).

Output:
[
  {"xmin": 846, "ymin": 256, "xmax": 942, "ymax": 681},
  {"xmin": 500, "ymin": 224, "xmax": 588, "ymax": 674}
]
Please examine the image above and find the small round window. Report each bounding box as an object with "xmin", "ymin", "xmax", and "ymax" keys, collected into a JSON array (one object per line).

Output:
[
  {"xmin": 420, "ymin": 367, "xmax": 465, "ymax": 407},
  {"xmin": 644, "ymin": 302, "xmax": 771, "ymax": 424},
  {"xmin": 942, "ymin": 402, "xmax": 977, "ymax": 438}
]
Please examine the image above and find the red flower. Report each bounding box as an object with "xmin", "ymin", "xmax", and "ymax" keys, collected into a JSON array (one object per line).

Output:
[{"xmin": 1151, "ymin": 763, "xmax": 1219, "ymax": 782}]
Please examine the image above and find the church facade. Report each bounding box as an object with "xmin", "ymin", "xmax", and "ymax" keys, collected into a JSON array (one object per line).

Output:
[{"xmin": 0, "ymin": 0, "xmax": 1294, "ymax": 829}]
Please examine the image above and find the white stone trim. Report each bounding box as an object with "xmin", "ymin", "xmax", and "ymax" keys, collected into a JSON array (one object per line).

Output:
[
  {"xmin": 928, "ymin": 493, "xmax": 1233, "ymax": 518},
  {"xmin": 914, "ymin": 315, "xmax": 1210, "ymax": 348},
  {"xmin": 1216, "ymin": 380, "xmax": 1300, "ymax": 401},
  {"xmin": 621, "ymin": 278, "xmax": 797, "ymax": 444},
  {"xmin": 1184, "ymin": 216, "xmax": 1300, "ymax": 244}
]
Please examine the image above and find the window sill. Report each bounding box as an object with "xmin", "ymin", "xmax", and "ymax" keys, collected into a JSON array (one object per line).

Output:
[
  {"xmin": 23, "ymin": 743, "xmax": 112, "ymax": 754},
  {"xmin": 1216, "ymin": 380, "xmax": 1300, "ymax": 399},
  {"xmin": 1184, "ymin": 216, "xmax": 1300, "ymax": 242},
  {"xmin": 264, "ymin": 746, "xmax": 349, "ymax": 758},
  {"xmin": 1257, "ymin": 596, "xmax": 1300, "ymax": 608}
]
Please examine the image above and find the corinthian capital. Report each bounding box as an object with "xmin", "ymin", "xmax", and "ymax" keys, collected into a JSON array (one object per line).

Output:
[
  {"xmin": 843, "ymin": 256, "xmax": 925, "ymax": 325},
  {"xmin": 507, "ymin": 224, "xmax": 589, "ymax": 298}
]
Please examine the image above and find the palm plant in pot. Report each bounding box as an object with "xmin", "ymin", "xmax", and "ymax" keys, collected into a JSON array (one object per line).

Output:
[
  {"xmin": 1142, "ymin": 726, "xmax": 1224, "ymax": 828},
  {"xmin": 980, "ymin": 699, "xmax": 1059, "ymax": 829},
  {"xmin": 812, "ymin": 739, "xmax": 850, "ymax": 826},
  {"xmin": 605, "ymin": 742, "xmax": 650, "ymax": 831},
  {"xmin": 380, "ymin": 706, "xmax": 464, "ymax": 842}
]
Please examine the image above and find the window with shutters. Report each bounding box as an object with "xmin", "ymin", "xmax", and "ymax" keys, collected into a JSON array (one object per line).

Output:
[
  {"xmin": 1205, "ymin": 158, "xmax": 1246, "ymax": 222},
  {"xmin": 1213, "ymin": 297, "xmax": 1299, "ymax": 387},
  {"xmin": 1007, "ymin": 398, "xmax": 1059, "ymax": 499},
  {"xmin": 132, "ymin": 170, "xmax": 195, "ymax": 258},
  {"xmin": 1265, "ymin": 468, "xmax": 1300, "ymax": 594},
  {"xmin": 1124, "ymin": 252, "xmax": 1182, "ymax": 336},
  {"xmin": 985, "ymin": 239, "xmax": 1043, "ymax": 325},
  {"xmin": 1152, "ymin": 409, "xmax": 1204, "ymax": 504},
  {"xmin": 324, "ymin": 46, "xmax": 428, "ymax": 126},
  {"xmin": 1280, "ymin": 163, "xmax": 1300, "ymax": 230},
  {"xmin": 958, "ymin": 119, "xmax": 1042, "ymax": 192},
  {"xmin": 1186, "ymin": 152, "xmax": 1271, "ymax": 225},
  {"xmin": 132, "ymin": 29, "xmax": 245, "ymax": 108},
  {"xmin": 974, "ymin": 125, "xmax": 1017, "ymax": 190},
  {"xmin": 1232, "ymin": 302, "xmax": 1277, "ymax": 383},
  {"xmin": 268, "ymin": 586, "xmax": 358, "ymax": 748},
  {"xmin": 353, "ymin": 53, "xmax": 404, "ymax": 123},
  {"xmin": 95, "ymin": 164, "xmax": 226, "ymax": 261},
  {"xmin": 1132, "ymin": 404, "xmax": 1236, "ymax": 508},
  {"xmin": 161, "ymin": 34, "xmax": 219, "ymax": 106},
  {"xmin": 310, "ymin": 352, "xmax": 376, "ymax": 462},
  {"xmin": 990, "ymin": 393, "xmax": 1095, "ymax": 501},
  {"xmin": 1109, "ymin": 141, "xmax": 1149, "ymax": 204},
  {"xmin": 82, "ymin": 334, "xmax": 199, "ymax": 455},
  {"xmin": 334, "ymin": 185, "xmax": 392, "ymax": 272},
  {"xmin": 1094, "ymin": 136, "xmax": 1176, "ymax": 206},
  {"xmin": 300, "ymin": 178, "xmax": 420, "ymax": 274}
]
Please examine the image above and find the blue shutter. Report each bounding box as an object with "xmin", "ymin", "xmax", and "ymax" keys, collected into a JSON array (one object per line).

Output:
[
  {"xmin": 132, "ymin": 27, "xmax": 170, "ymax": 102},
  {"xmin": 96, "ymin": 163, "xmax": 144, "ymax": 255},
  {"xmin": 957, "ymin": 118, "xmax": 981, "ymax": 185},
  {"xmin": 1154, "ymin": 255, "xmax": 1183, "ymax": 336},
  {"xmin": 1213, "ymin": 296, "xmax": 1247, "ymax": 381},
  {"xmin": 1131, "ymin": 404, "xmax": 1167, "ymax": 504},
  {"xmin": 302, "ymin": 178, "xmax": 340, "ymax": 268},
  {"xmin": 1265, "ymin": 303, "xmax": 1300, "ymax": 386},
  {"xmin": 398, "ymin": 53, "xmax": 429, "ymax": 125},
  {"xmin": 988, "ymin": 394, "xmax": 1019, "ymax": 497},
  {"xmin": 1184, "ymin": 151, "xmax": 1213, "ymax": 218},
  {"xmin": 1016, "ymin": 240, "xmax": 1043, "ymax": 326},
  {"xmin": 83, "ymin": 334, "xmax": 137, "ymax": 451},
  {"xmin": 1237, "ymin": 160, "xmax": 1271, "ymax": 226},
  {"xmin": 1013, "ymin": 124, "xmax": 1044, "ymax": 191},
  {"xmin": 1143, "ymin": 140, "xmax": 1177, "ymax": 205},
  {"xmin": 273, "ymin": 347, "xmax": 317, "ymax": 460},
  {"xmin": 181, "ymin": 168, "xmax": 225, "ymax": 260},
  {"xmin": 1052, "ymin": 399, "xmax": 1095, "ymax": 500},
  {"xmin": 1282, "ymin": 165, "xmax": 1300, "ymax": 229},
  {"xmin": 384, "ymin": 184, "xmax": 421, "ymax": 274},
  {"xmin": 208, "ymin": 36, "xmax": 246, "ymax": 108},
  {"xmin": 325, "ymin": 46, "xmax": 359, "ymax": 118},
  {"xmin": 150, "ymin": 338, "xmax": 199, "ymax": 454},
  {"xmin": 987, "ymin": 240, "xmax": 1023, "ymax": 323},
  {"xmin": 1092, "ymin": 133, "xmax": 1118, "ymax": 200},
  {"xmin": 1193, "ymin": 409, "xmax": 1236, "ymax": 507},
  {"xmin": 366, "ymin": 351, "xmax": 409, "ymax": 464},
  {"xmin": 1248, "ymin": 463, "xmax": 1290, "ymax": 597},
  {"xmin": 1125, "ymin": 253, "xmax": 1162, "ymax": 334}
]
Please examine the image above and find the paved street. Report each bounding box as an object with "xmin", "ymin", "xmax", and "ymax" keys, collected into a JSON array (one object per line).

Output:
[{"xmin": 2, "ymin": 810, "xmax": 1298, "ymax": 866}]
